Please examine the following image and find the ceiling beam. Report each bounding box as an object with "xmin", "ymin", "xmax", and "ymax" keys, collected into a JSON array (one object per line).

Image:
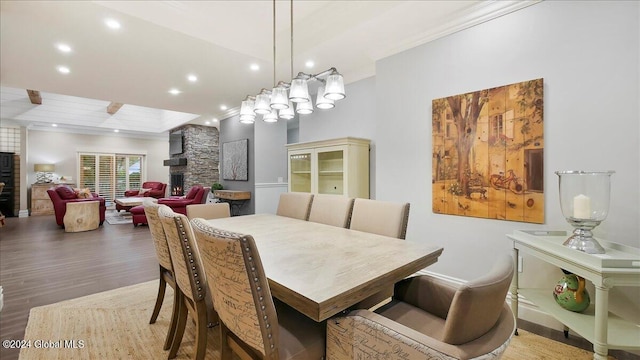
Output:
[
  {"xmin": 26, "ymin": 89, "xmax": 42, "ymax": 105},
  {"xmin": 107, "ymin": 102, "xmax": 123, "ymax": 115}
]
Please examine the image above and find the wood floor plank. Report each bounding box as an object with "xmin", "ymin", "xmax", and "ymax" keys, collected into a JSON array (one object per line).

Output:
[{"xmin": 0, "ymin": 212, "xmax": 157, "ymax": 360}]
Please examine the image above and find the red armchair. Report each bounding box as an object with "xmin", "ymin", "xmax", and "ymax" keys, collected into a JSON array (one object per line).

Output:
[
  {"xmin": 46, "ymin": 185, "xmax": 106, "ymax": 228},
  {"xmin": 157, "ymin": 185, "xmax": 209, "ymax": 215},
  {"xmin": 116, "ymin": 181, "xmax": 167, "ymax": 212},
  {"xmin": 124, "ymin": 181, "xmax": 167, "ymax": 199}
]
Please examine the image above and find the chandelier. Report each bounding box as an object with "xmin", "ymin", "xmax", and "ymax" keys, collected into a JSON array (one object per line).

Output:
[{"xmin": 239, "ymin": 0, "xmax": 345, "ymax": 124}]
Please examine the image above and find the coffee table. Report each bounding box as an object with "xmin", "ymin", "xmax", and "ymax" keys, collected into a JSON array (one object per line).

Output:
[{"xmin": 114, "ymin": 197, "xmax": 156, "ymax": 212}]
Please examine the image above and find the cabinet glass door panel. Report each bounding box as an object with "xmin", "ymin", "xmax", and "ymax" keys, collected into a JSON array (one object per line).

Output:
[
  {"xmin": 318, "ymin": 150, "xmax": 344, "ymax": 195},
  {"xmin": 290, "ymin": 152, "xmax": 312, "ymax": 193}
]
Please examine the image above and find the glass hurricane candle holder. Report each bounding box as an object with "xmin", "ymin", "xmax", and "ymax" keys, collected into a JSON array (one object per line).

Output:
[{"xmin": 555, "ymin": 171, "xmax": 615, "ymax": 254}]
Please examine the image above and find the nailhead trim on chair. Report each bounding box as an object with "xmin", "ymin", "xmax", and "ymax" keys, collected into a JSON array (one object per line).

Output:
[
  {"xmin": 175, "ymin": 217, "xmax": 205, "ymax": 301},
  {"xmin": 241, "ymin": 237, "xmax": 275, "ymax": 351}
]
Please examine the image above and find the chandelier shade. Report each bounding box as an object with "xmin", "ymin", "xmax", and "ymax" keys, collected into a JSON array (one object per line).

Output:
[
  {"xmin": 279, "ymin": 101, "xmax": 295, "ymax": 119},
  {"xmin": 270, "ymin": 87, "xmax": 289, "ymax": 109},
  {"xmin": 254, "ymin": 93, "xmax": 272, "ymax": 115},
  {"xmin": 240, "ymin": 99, "xmax": 256, "ymax": 117},
  {"xmin": 263, "ymin": 109, "xmax": 279, "ymax": 122},
  {"xmin": 289, "ymin": 78, "xmax": 310, "ymax": 103},
  {"xmin": 296, "ymin": 100, "xmax": 314, "ymax": 115},
  {"xmin": 324, "ymin": 72, "xmax": 346, "ymax": 100},
  {"xmin": 239, "ymin": 114, "xmax": 256, "ymax": 124},
  {"xmin": 316, "ymin": 85, "xmax": 335, "ymax": 109}
]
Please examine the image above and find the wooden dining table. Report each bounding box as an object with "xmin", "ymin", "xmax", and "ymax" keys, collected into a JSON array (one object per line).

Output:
[{"xmin": 204, "ymin": 213, "xmax": 443, "ymax": 322}]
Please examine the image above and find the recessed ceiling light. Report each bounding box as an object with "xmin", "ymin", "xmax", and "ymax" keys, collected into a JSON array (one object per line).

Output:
[
  {"xmin": 250, "ymin": 64, "xmax": 260, "ymax": 71},
  {"xmin": 205, "ymin": 121, "xmax": 211, "ymax": 125},
  {"xmin": 187, "ymin": 74, "xmax": 198, "ymax": 82},
  {"xmin": 220, "ymin": 105, "xmax": 227, "ymax": 111},
  {"xmin": 212, "ymin": 118, "xmax": 218, "ymax": 122},
  {"xmin": 105, "ymin": 18, "xmax": 121, "ymax": 30},
  {"xmin": 57, "ymin": 66, "xmax": 70, "ymax": 74},
  {"xmin": 52, "ymin": 124, "xmax": 58, "ymax": 127},
  {"xmin": 305, "ymin": 60, "xmax": 315, "ymax": 68},
  {"xmin": 114, "ymin": 129, "xmax": 119, "ymax": 133},
  {"xmin": 168, "ymin": 88, "xmax": 181, "ymax": 95},
  {"xmin": 56, "ymin": 43, "xmax": 72, "ymax": 53}
]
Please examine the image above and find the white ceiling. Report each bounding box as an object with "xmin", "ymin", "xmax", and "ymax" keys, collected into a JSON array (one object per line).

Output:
[{"xmin": 0, "ymin": 0, "xmax": 537, "ymax": 139}]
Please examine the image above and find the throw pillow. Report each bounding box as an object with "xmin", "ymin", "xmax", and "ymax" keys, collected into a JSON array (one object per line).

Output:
[
  {"xmin": 77, "ymin": 188, "xmax": 93, "ymax": 199},
  {"xmin": 140, "ymin": 188, "xmax": 152, "ymax": 196},
  {"xmin": 56, "ymin": 186, "xmax": 77, "ymax": 200}
]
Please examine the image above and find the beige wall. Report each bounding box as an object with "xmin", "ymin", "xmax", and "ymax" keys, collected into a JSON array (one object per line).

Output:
[{"xmin": 26, "ymin": 129, "xmax": 169, "ymax": 209}]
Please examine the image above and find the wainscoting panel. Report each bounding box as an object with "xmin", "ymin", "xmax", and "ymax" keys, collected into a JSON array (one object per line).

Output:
[{"xmin": 255, "ymin": 182, "xmax": 288, "ymax": 214}]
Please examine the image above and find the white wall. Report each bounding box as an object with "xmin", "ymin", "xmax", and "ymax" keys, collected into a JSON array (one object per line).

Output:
[
  {"xmin": 27, "ymin": 130, "xmax": 169, "ymax": 198},
  {"xmin": 254, "ymin": 114, "xmax": 288, "ymax": 213},
  {"xmin": 374, "ymin": 0, "xmax": 639, "ymax": 279}
]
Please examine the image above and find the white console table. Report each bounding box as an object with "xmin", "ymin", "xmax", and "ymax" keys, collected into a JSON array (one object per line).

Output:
[{"xmin": 508, "ymin": 230, "xmax": 640, "ymax": 360}]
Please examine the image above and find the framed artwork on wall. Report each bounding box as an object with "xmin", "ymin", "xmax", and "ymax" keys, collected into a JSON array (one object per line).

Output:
[
  {"xmin": 222, "ymin": 139, "xmax": 248, "ymax": 181},
  {"xmin": 432, "ymin": 78, "xmax": 544, "ymax": 224}
]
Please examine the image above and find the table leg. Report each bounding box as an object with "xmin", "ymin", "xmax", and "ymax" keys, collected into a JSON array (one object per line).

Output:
[
  {"xmin": 510, "ymin": 248, "xmax": 519, "ymax": 335},
  {"xmin": 592, "ymin": 285, "xmax": 609, "ymax": 360}
]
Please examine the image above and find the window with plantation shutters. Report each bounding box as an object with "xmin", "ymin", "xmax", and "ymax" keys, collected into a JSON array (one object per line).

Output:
[{"xmin": 78, "ymin": 153, "xmax": 144, "ymax": 205}]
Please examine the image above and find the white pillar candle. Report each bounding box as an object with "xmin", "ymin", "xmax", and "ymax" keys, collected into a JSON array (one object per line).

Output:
[{"xmin": 573, "ymin": 194, "xmax": 591, "ymax": 219}]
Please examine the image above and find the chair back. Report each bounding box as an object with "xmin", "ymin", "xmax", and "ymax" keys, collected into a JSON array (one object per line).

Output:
[
  {"xmin": 184, "ymin": 185, "xmax": 203, "ymax": 200},
  {"xmin": 349, "ymin": 198, "xmax": 410, "ymax": 239},
  {"xmin": 143, "ymin": 199, "xmax": 173, "ymax": 271},
  {"xmin": 158, "ymin": 206, "xmax": 207, "ymax": 304},
  {"xmin": 191, "ymin": 218, "xmax": 279, "ymax": 358},
  {"xmin": 200, "ymin": 187, "xmax": 211, "ymax": 204},
  {"xmin": 308, "ymin": 194, "xmax": 354, "ymax": 228},
  {"xmin": 142, "ymin": 181, "xmax": 165, "ymax": 191},
  {"xmin": 442, "ymin": 255, "xmax": 514, "ymax": 344},
  {"xmin": 276, "ymin": 192, "xmax": 314, "ymax": 220},
  {"xmin": 186, "ymin": 202, "xmax": 231, "ymax": 220}
]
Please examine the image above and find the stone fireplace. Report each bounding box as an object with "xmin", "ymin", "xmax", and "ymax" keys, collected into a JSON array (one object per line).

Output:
[{"xmin": 165, "ymin": 124, "xmax": 219, "ymax": 193}]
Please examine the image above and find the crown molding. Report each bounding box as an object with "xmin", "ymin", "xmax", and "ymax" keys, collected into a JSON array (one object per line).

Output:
[{"xmin": 374, "ymin": 0, "xmax": 542, "ymax": 61}]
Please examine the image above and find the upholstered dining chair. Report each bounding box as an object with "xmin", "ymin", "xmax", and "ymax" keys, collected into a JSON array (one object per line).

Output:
[
  {"xmin": 143, "ymin": 200, "xmax": 179, "ymax": 351},
  {"xmin": 349, "ymin": 198, "xmax": 410, "ymax": 239},
  {"xmin": 186, "ymin": 202, "xmax": 231, "ymax": 220},
  {"xmin": 327, "ymin": 255, "xmax": 516, "ymax": 360},
  {"xmin": 158, "ymin": 206, "xmax": 218, "ymax": 360},
  {"xmin": 307, "ymin": 194, "xmax": 354, "ymax": 228},
  {"xmin": 276, "ymin": 192, "xmax": 314, "ymax": 220},
  {"xmin": 349, "ymin": 198, "xmax": 411, "ymax": 308},
  {"xmin": 190, "ymin": 218, "xmax": 326, "ymax": 360}
]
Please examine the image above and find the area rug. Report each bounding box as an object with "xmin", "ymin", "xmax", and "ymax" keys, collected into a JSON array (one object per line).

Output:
[
  {"xmin": 20, "ymin": 281, "xmax": 610, "ymax": 360},
  {"xmin": 20, "ymin": 281, "xmax": 219, "ymax": 360},
  {"xmin": 105, "ymin": 211, "xmax": 133, "ymax": 225}
]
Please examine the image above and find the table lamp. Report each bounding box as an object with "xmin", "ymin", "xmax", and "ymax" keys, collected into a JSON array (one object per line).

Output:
[{"xmin": 34, "ymin": 164, "xmax": 55, "ymax": 183}]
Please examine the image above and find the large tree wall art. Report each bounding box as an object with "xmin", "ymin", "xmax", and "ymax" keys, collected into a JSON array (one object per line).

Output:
[{"xmin": 432, "ymin": 78, "xmax": 544, "ymax": 223}]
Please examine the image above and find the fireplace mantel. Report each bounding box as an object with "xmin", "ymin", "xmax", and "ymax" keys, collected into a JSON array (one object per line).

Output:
[{"xmin": 163, "ymin": 158, "xmax": 187, "ymax": 166}]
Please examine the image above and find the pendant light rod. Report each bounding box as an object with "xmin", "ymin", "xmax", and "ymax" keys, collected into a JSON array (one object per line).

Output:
[{"xmin": 238, "ymin": 0, "xmax": 345, "ymax": 123}]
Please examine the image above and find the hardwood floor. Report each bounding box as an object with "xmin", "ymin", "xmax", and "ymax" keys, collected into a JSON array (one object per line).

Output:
[
  {"xmin": 0, "ymin": 212, "xmax": 637, "ymax": 360},
  {"xmin": 0, "ymin": 212, "xmax": 158, "ymax": 360}
]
